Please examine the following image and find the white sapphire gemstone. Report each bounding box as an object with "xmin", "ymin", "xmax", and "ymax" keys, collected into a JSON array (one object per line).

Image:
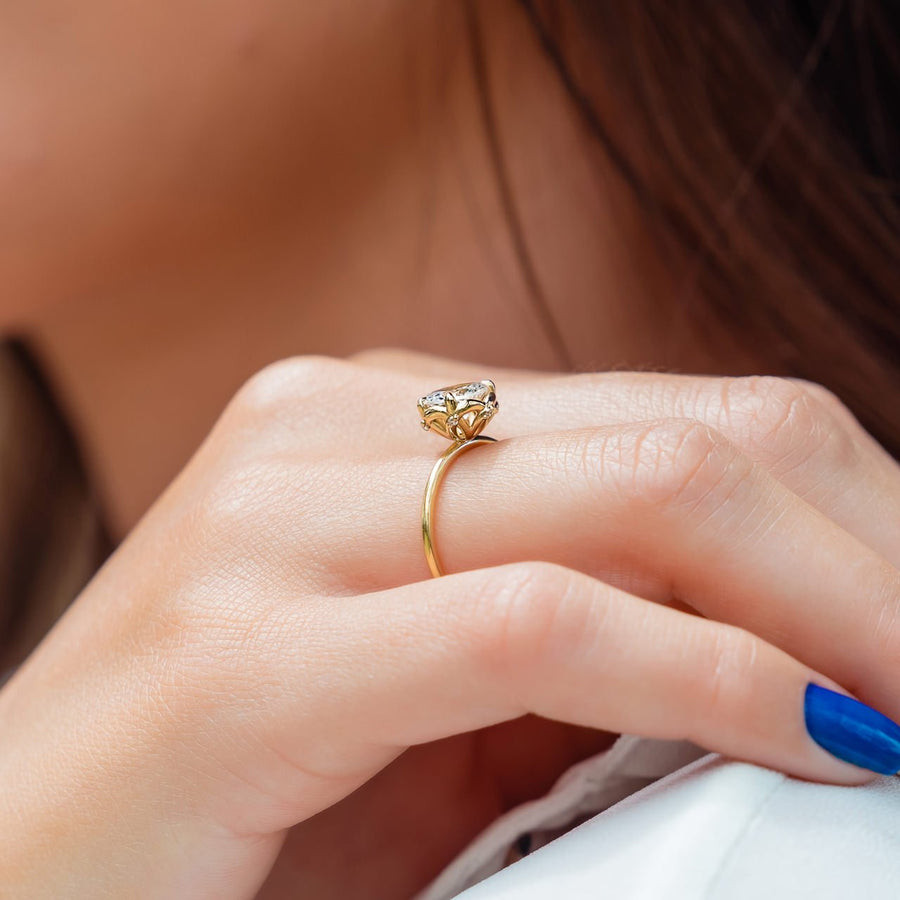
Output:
[
  {"xmin": 417, "ymin": 379, "xmax": 498, "ymax": 441},
  {"xmin": 421, "ymin": 390, "xmax": 447, "ymax": 408}
]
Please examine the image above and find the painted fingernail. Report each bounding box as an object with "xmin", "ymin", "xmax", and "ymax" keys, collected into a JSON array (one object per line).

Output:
[{"xmin": 804, "ymin": 683, "xmax": 900, "ymax": 775}]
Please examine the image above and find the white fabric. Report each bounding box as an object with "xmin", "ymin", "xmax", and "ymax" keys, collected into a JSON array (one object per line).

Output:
[
  {"xmin": 416, "ymin": 734, "xmax": 900, "ymax": 899},
  {"xmin": 414, "ymin": 734, "xmax": 707, "ymax": 900}
]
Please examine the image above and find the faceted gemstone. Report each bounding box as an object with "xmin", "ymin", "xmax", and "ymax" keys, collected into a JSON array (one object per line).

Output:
[
  {"xmin": 421, "ymin": 390, "xmax": 447, "ymax": 407},
  {"xmin": 417, "ymin": 380, "xmax": 498, "ymax": 442}
]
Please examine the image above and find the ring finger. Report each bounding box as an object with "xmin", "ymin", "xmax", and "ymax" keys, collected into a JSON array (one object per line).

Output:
[{"xmin": 352, "ymin": 348, "xmax": 900, "ymax": 571}]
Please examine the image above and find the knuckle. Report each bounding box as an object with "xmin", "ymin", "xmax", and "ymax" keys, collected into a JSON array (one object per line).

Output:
[
  {"xmin": 193, "ymin": 458, "xmax": 285, "ymax": 533},
  {"xmin": 719, "ymin": 376, "xmax": 858, "ymax": 473},
  {"xmin": 789, "ymin": 378, "xmax": 850, "ymax": 419},
  {"xmin": 554, "ymin": 429, "xmax": 617, "ymax": 509},
  {"xmin": 622, "ymin": 419, "xmax": 744, "ymax": 512},
  {"xmin": 472, "ymin": 561, "xmax": 589, "ymax": 688},
  {"xmin": 864, "ymin": 565, "xmax": 900, "ymax": 679},
  {"xmin": 229, "ymin": 355, "xmax": 355, "ymax": 422},
  {"xmin": 699, "ymin": 625, "xmax": 760, "ymax": 720}
]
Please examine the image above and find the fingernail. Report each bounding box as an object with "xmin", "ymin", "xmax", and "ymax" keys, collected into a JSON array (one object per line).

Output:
[{"xmin": 804, "ymin": 683, "xmax": 900, "ymax": 775}]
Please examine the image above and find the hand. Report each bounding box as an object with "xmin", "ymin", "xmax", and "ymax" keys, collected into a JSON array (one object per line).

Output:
[{"xmin": 2, "ymin": 350, "xmax": 900, "ymax": 899}]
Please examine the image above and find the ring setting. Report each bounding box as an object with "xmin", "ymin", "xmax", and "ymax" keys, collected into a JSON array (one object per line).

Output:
[
  {"xmin": 418, "ymin": 380, "xmax": 498, "ymax": 443},
  {"xmin": 418, "ymin": 379, "xmax": 499, "ymax": 577}
]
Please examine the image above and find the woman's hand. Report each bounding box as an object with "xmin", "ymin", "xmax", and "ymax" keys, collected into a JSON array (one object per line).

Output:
[{"xmin": 3, "ymin": 349, "xmax": 900, "ymax": 899}]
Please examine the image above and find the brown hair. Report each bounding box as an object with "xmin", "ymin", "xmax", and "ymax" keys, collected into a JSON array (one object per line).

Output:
[
  {"xmin": 0, "ymin": 339, "xmax": 111, "ymax": 677},
  {"xmin": 524, "ymin": 0, "xmax": 900, "ymax": 455},
  {"xmin": 1, "ymin": 0, "xmax": 898, "ymax": 666}
]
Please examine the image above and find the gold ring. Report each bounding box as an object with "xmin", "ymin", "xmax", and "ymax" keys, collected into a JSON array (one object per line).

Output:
[{"xmin": 417, "ymin": 380, "xmax": 499, "ymax": 577}]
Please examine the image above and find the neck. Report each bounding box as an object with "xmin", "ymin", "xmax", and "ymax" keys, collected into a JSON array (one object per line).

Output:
[{"xmin": 20, "ymin": 3, "xmax": 735, "ymax": 539}]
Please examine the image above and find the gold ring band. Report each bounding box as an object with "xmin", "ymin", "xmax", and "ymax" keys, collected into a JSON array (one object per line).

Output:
[
  {"xmin": 417, "ymin": 380, "xmax": 500, "ymax": 578},
  {"xmin": 421, "ymin": 435, "xmax": 496, "ymax": 578}
]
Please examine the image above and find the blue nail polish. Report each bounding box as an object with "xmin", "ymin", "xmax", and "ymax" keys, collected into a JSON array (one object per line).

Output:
[{"xmin": 804, "ymin": 683, "xmax": 900, "ymax": 775}]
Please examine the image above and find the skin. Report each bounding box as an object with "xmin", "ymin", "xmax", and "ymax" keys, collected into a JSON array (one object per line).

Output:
[
  {"xmin": 2, "ymin": 1, "xmax": 900, "ymax": 898},
  {"xmin": 2, "ymin": 0, "xmax": 753, "ymax": 536},
  {"xmin": 5, "ymin": 353, "xmax": 900, "ymax": 899}
]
